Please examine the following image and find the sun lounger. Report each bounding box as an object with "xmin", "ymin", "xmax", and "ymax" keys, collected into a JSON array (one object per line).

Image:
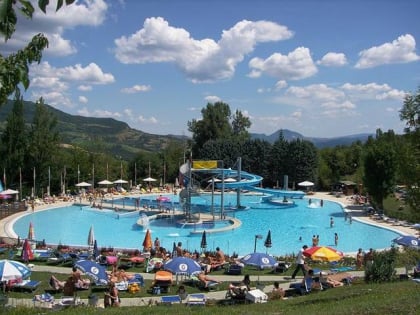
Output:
[
  {"xmin": 33, "ymin": 293, "xmax": 54, "ymax": 308},
  {"xmin": 12, "ymin": 279, "xmax": 42, "ymax": 292},
  {"xmin": 186, "ymin": 293, "xmax": 206, "ymax": 306},
  {"xmin": 161, "ymin": 295, "xmax": 182, "ymax": 305}
]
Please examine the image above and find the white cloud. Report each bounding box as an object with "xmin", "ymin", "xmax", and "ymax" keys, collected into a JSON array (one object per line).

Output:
[
  {"xmin": 317, "ymin": 52, "xmax": 348, "ymax": 67},
  {"xmin": 274, "ymin": 80, "xmax": 288, "ymax": 90},
  {"xmin": 355, "ymin": 34, "xmax": 420, "ymax": 68},
  {"xmin": 248, "ymin": 47, "xmax": 318, "ymax": 80},
  {"xmin": 31, "ymin": 62, "xmax": 114, "ymax": 85},
  {"xmin": 204, "ymin": 95, "xmax": 221, "ymax": 103},
  {"xmin": 121, "ymin": 85, "xmax": 152, "ymax": 93},
  {"xmin": 1, "ymin": 0, "xmax": 108, "ymax": 56},
  {"xmin": 78, "ymin": 108, "xmax": 122, "ymax": 119},
  {"xmin": 136, "ymin": 115, "xmax": 158, "ymax": 124},
  {"xmin": 114, "ymin": 17, "xmax": 293, "ymax": 82},
  {"xmin": 340, "ymin": 82, "xmax": 405, "ymax": 101},
  {"xmin": 79, "ymin": 96, "xmax": 88, "ymax": 104},
  {"xmin": 78, "ymin": 85, "xmax": 92, "ymax": 91}
]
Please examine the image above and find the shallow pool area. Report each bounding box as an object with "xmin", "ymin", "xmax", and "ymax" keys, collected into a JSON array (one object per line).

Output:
[{"xmin": 12, "ymin": 194, "xmax": 401, "ymax": 256}]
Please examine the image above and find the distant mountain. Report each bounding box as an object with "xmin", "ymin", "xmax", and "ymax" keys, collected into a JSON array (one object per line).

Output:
[
  {"xmin": 0, "ymin": 100, "xmax": 372, "ymax": 161},
  {"xmin": 250, "ymin": 129, "xmax": 373, "ymax": 148},
  {"xmin": 0, "ymin": 100, "xmax": 187, "ymax": 160}
]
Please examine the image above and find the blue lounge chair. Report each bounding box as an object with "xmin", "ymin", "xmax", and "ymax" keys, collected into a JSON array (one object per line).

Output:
[
  {"xmin": 12, "ymin": 280, "xmax": 42, "ymax": 292},
  {"xmin": 186, "ymin": 293, "xmax": 206, "ymax": 306},
  {"xmin": 161, "ymin": 295, "xmax": 182, "ymax": 305}
]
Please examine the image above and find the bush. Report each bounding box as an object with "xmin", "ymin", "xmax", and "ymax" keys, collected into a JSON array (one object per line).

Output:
[{"xmin": 365, "ymin": 248, "xmax": 397, "ymax": 283}]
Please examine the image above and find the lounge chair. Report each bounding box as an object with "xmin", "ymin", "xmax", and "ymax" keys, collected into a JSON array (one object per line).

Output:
[
  {"xmin": 160, "ymin": 295, "xmax": 182, "ymax": 305},
  {"xmin": 33, "ymin": 293, "xmax": 54, "ymax": 308},
  {"xmin": 11, "ymin": 279, "xmax": 42, "ymax": 292},
  {"xmin": 150, "ymin": 270, "xmax": 172, "ymax": 294},
  {"xmin": 225, "ymin": 282, "xmax": 247, "ymax": 303},
  {"xmin": 225, "ymin": 264, "xmax": 242, "ymax": 275},
  {"xmin": 186, "ymin": 293, "xmax": 206, "ymax": 306}
]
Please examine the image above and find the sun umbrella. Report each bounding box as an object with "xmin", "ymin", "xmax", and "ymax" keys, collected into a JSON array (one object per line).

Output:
[
  {"xmin": 87, "ymin": 225, "xmax": 95, "ymax": 247},
  {"xmin": 27, "ymin": 222, "xmax": 35, "ymax": 240},
  {"xmin": 264, "ymin": 230, "xmax": 272, "ymax": 249},
  {"xmin": 74, "ymin": 260, "xmax": 108, "ymax": 285},
  {"xmin": 240, "ymin": 252, "xmax": 277, "ymax": 269},
  {"xmin": 298, "ymin": 181, "xmax": 314, "ymax": 187},
  {"xmin": 303, "ymin": 246, "xmax": 344, "ymax": 262},
  {"xmin": 200, "ymin": 230, "xmax": 207, "ymax": 250},
  {"xmin": 113, "ymin": 179, "xmax": 128, "ymax": 184},
  {"xmin": 21, "ymin": 239, "xmax": 34, "ymax": 262},
  {"xmin": 76, "ymin": 182, "xmax": 91, "ymax": 187},
  {"xmin": 98, "ymin": 180, "xmax": 113, "ymax": 185},
  {"xmin": 0, "ymin": 259, "xmax": 31, "ymax": 281},
  {"xmin": 0, "ymin": 189, "xmax": 19, "ymax": 195},
  {"xmin": 392, "ymin": 235, "xmax": 419, "ymax": 248},
  {"xmin": 163, "ymin": 256, "xmax": 202, "ymax": 276},
  {"xmin": 142, "ymin": 229, "xmax": 152, "ymax": 251},
  {"xmin": 143, "ymin": 177, "xmax": 157, "ymax": 182}
]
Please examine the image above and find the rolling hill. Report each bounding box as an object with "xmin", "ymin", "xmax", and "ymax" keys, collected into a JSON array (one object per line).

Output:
[{"xmin": 0, "ymin": 100, "xmax": 372, "ymax": 160}]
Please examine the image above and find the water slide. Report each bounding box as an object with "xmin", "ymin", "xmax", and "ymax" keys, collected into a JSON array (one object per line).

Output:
[{"xmin": 179, "ymin": 163, "xmax": 305, "ymax": 199}]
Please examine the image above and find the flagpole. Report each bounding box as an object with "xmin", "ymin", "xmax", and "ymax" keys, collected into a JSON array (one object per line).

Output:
[
  {"xmin": 77, "ymin": 164, "xmax": 80, "ymax": 183},
  {"xmin": 19, "ymin": 167, "xmax": 22, "ymax": 201},
  {"xmin": 48, "ymin": 166, "xmax": 51, "ymax": 196},
  {"xmin": 92, "ymin": 163, "xmax": 95, "ymax": 192},
  {"xmin": 33, "ymin": 167, "xmax": 36, "ymax": 198}
]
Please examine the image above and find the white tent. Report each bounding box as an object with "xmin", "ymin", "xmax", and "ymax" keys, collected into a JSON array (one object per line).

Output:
[{"xmin": 76, "ymin": 182, "xmax": 91, "ymax": 187}]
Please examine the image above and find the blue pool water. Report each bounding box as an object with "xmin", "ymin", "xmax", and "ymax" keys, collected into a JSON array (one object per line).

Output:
[{"xmin": 12, "ymin": 194, "xmax": 400, "ymax": 256}]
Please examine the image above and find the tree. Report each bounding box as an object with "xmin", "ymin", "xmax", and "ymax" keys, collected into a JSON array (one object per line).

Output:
[
  {"xmin": 188, "ymin": 102, "xmax": 233, "ymax": 156},
  {"xmin": 399, "ymin": 87, "xmax": 420, "ymax": 211},
  {"xmin": 363, "ymin": 130, "xmax": 398, "ymax": 210},
  {"xmin": 0, "ymin": 90, "xmax": 28, "ymax": 188},
  {"xmin": 231, "ymin": 109, "xmax": 251, "ymax": 142},
  {"xmin": 28, "ymin": 98, "xmax": 60, "ymax": 197},
  {"xmin": 0, "ymin": 0, "xmax": 74, "ymax": 107}
]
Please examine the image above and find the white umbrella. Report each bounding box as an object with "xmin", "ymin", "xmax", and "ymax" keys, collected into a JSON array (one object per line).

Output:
[
  {"xmin": 98, "ymin": 180, "xmax": 113, "ymax": 185},
  {"xmin": 113, "ymin": 179, "xmax": 128, "ymax": 184},
  {"xmin": 143, "ymin": 177, "xmax": 157, "ymax": 182},
  {"xmin": 0, "ymin": 189, "xmax": 19, "ymax": 195},
  {"xmin": 76, "ymin": 182, "xmax": 91, "ymax": 187},
  {"xmin": 298, "ymin": 181, "xmax": 314, "ymax": 187},
  {"xmin": 224, "ymin": 177, "xmax": 237, "ymax": 182},
  {"xmin": 0, "ymin": 259, "xmax": 31, "ymax": 281}
]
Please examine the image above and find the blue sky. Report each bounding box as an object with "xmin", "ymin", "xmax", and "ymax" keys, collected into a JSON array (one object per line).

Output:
[{"xmin": 3, "ymin": 0, "xmax": 420, "ymax": 137}]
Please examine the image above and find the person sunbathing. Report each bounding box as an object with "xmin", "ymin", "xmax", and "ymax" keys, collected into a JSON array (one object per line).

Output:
[
  {"xmin": 269, "ymin": 281, "xmax": 285, "ymax": 300},
  {"xmin": 49, "ymin": 275, "xmax": 65, "ymax": 290},
  {"xmin": 197, "ymin": 272, "xmax": 221, "ymax": 288}
]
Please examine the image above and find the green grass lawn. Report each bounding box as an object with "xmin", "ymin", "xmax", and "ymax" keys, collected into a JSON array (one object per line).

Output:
[{"xmin": 4, "ymin": 279, "xmax": 419, "ymax": 314}]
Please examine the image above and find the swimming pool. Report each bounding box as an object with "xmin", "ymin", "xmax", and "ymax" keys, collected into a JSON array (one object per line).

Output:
[{"xmin": 12, "ymin": 194, "xmax": 400, "ymax": 256}]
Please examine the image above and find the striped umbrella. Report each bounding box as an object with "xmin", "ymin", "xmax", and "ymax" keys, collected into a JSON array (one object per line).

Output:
[
  {"xmin": 21, "ymin": 239, "xmax": 34, "ymax": 262},
  {"xmin": 0, "ymin": 259, "xmax": 31, "ymax": 281},
  {"xmin": 87, "ymin": 225, "xmax": 95, "ymax": 247},
  {"xmin": 28, "ymin": 222, "xmax": 35, "ymax": 240}
]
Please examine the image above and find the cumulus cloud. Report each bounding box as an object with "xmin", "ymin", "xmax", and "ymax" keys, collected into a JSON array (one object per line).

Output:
[
  {"xmin": 121, "ymin": 85, "xmax": 152, "ymax": 93},
  {"xmin": 78, "ymin": 108, "xmax": 122, "ymax": 119},
  {"xmin": 114, "ymin": 17, "xmax": 293, "ymax": 82},
  {"xmin": 355, "ymin": 34, "xmax": 420, "ymax": 68},
  {"xmin": 248, "ymin": 47, "xmax": 318, "ymax": 80},
  {"xmin": 274, "ymin": 80, "xmax": 288, "ymax": 90},
  {"xmin": 340, "ymin": 82, "xmax": 405, "ymax": 100},
  {"xmin": 29, "ymin": 61, "xmax": 114, "ymax": 108},
  {"xmin": 204, "ymin": 95, "xmax": 221, "ymax": 103},
  {"xmin": 79, "ymin": 96, "xmax": 88, "ymax": 104},
  {"xmin": 1, "ymin": 0, "xmax": 108, "ymax": 56},
  {"xmin": 317, "ymin": 52, "xmax": 348, "ymax": 67}
]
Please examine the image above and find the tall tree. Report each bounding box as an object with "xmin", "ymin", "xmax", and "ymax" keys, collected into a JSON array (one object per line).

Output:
[
  {"xmin": 231, "ymin": 109, "xmax": 251, "ymax": 142},
  {"xmin": 188, "ymin": 102, "xmax": 233, "ymax": 156},
  {"xmin": 0, "ymin": 91, "xmax": 28, "ymax": 188},
  {"xmin": 363, "ymin": 130, "xmax": 397, "ymax": 210},
  {"xmin": 399, "ymin": 87, "xmax": 420, "ymax": 211},
  {"xmin": 28, "ymin": 98, "xmax": 60, "ymax": 197}
]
